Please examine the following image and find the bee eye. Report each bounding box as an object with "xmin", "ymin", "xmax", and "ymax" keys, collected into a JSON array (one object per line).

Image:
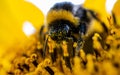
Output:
[{"xmin": 63, "ymin": 24, "xmax": 70, "ymax": 32}]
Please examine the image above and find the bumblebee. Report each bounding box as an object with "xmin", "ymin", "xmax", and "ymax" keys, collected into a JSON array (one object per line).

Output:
[{"xmin": 39, "ymin": 2, "xmax": 108, "ymax": 69}]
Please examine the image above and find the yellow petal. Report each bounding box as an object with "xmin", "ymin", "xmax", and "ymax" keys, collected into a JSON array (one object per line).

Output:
[{"xmin": 112, "ymin": 0, "xmax": 120, "ymax": 26}]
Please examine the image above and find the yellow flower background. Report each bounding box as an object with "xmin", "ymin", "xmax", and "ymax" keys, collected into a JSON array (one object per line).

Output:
[
  {"xmin": 0, "ymin": 0, "xmax": 44, "ymax": 74},
  {"xmin": 0, "ymin": 0, "xmax": 120, "ymax": 75}
]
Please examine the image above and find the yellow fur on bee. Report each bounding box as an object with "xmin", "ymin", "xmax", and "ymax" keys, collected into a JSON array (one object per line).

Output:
[
  {"xmin": 62, "ymin": 41, "xmax": 69, "ymax": 56},
  {"xmin": 86, "ymin": 20, "xmax": 105, "ymax": 36},
  {"xmin": 48, "ymin": 37, "xmax": 56, "ymax": 53},
  {"xmin": 46, "ymin": 10, "xmax": 79, "ymax": 26}
]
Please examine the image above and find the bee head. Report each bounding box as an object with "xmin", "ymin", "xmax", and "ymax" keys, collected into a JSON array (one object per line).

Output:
[
  {"xmin": 46, "ymin": 9, "xmax": 79, "ymax": 42},
  {"xmin": 48, "ymin": 20, "xmax": 72, "ymax": 42}
]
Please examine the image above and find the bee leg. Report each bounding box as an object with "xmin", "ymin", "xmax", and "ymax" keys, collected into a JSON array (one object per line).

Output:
[
  {"xmin": 62, "ymin": 41, "xmax": 72, "ymax": 69},
  {"xmin": 50, "ymin": 50, "xmax": 56, "ymax": 63},
  {"xmin": 63, "ymin": 56, "xmax": 71, "ymax": 69},
  {"xmin": 67, "ymin": 37, "xmax": 74, "ymax": 58},
  {"xmin": 75, "ymin": 22, "xmax": 86, "ymax": 56},
  {"xmin": 48, "ymin": 37, "xmax": 56, "ymax": 63},
  {"xmin": 66, "ymin": 37, "xmax": 75, "ymax": 66},
  {"xmin": 75, "ymin": 37, "xmax": 85, "ymax": 56}
]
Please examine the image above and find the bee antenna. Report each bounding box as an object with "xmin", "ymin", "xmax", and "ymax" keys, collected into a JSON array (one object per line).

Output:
[{"xmin": 43, "ymin": 35, "xmax": 49, "ymax": 59}]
